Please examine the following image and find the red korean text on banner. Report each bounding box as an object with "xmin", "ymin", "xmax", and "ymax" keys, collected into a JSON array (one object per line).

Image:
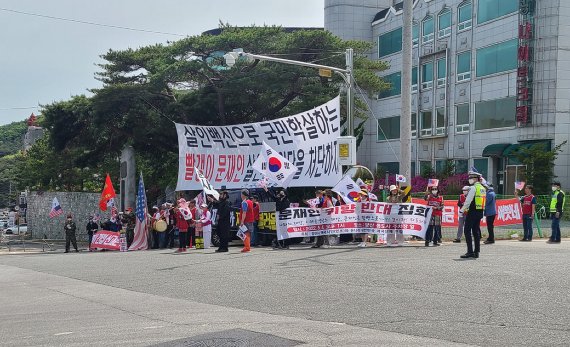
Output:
[
  {"xmin": 411, "ymin": 198, "xmax": 523, "ymax": 227},
  {"xmin": 90, "ymin": 230, "xmax": 121, "ymax": 250}
]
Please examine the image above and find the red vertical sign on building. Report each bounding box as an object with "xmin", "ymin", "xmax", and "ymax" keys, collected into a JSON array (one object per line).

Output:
[{"xmin": 516, "ymin": 0, "xmax": 535, "ymax": 125}]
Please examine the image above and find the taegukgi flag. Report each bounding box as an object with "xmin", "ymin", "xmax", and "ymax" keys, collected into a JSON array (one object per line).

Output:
[
  {"xmin": 252, "ymin": 142, "xmax": 298, "ymax": 188},
  {"xmin": 332, "ymin": 175, "xmax": 361, "ymax": 204},
  {"xmin": 396, "ymin": 174, "xmax": 406, "ymax": 183}
]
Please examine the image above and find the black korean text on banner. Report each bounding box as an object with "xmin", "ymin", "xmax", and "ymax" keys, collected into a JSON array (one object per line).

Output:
[
  {"xmin": 176, "ymin": 96, "xmax": 341, "ymax": 190},
  {"xmin": 275, "ymin": 202, "xmax": 433, "ymax": 240}
]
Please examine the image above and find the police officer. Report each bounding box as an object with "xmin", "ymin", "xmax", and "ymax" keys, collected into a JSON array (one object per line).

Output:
[
  {"xmin": 548, "ymin": 182, "xmax": 565, "ymax": 243},
  {"xmin": 64, "ymin": 214, "xmax": 79, "ymax": 253},
  {"xmin": 460, "ymin": 171, "xmax": 486, "ymax": 259}
]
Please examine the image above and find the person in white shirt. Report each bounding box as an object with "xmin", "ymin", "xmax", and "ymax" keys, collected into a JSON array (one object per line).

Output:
[{"xmin": 199, "ymin": 203, "xmax": 212, "ymax": 249}]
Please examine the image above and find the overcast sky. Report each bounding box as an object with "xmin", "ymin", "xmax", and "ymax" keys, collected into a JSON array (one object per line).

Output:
[{"xmin": 0, "ymin": 0, "xmax": 324, "ymax": 125}]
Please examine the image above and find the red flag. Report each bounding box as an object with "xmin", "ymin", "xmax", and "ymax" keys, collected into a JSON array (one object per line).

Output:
[{"xmin": 99, "ymin": 174, "xmax": 116, "ymax": 211}]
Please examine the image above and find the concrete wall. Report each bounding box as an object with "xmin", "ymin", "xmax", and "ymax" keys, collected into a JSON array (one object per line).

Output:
[{"xmin": 27, "ymin": 192, "xmax": 102, "ymax": 240}]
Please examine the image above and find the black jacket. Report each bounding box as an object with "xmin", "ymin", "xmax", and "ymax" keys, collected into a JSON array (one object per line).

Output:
[
  {"xmin": 215, "ymin": 199, "xmax": 232, "ymax": 230},
  {"xmin": 268, "ymin": 190, "xmax": 291, "ymax": 212},
  {"xmin": 86, "ymin": 221, "xmax": 98, "ymax": 235}
]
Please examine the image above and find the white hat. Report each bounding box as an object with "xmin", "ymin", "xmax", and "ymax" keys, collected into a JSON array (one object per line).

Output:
[
  {"xmin": 389, "ymin": 185, "xmax": 397, "ymax": 191},
  {"xmin": 200, "ymin": 203, "xmax": 208, "ymax": 208},
  {"xmin": 462, "ymin": 186, "xmax": 470, "ymax": 191},
  {"xmin": 468, "ymin": 170, "xmax": 482, "ymax": 177}
]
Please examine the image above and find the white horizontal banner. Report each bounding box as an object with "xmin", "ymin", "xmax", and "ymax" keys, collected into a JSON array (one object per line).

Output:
[
  {"xmin": 176, "ymin": 96, "xmax": 341, "ymax": 190},
  {"xmin": 276, "ymin": 203, "xmax": 433, "ymax": 240}
]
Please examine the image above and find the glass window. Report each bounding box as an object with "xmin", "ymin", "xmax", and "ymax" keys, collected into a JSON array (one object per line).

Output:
[
  {"xmin": 436, "ymin": 107, "xmax": 446, "ymax": 135},
  {"xmin": 378, "ymin": 27, "xmax": 402, "ymax": 57},
  {"xmin": 421, "ymin": 62, "xmax": 433, "ymax": 89},
  {"xmin": 377, "ymin": 116, "xmax": 400, "ymax": 141},
  {"xmin": 422, "ymin": 16, "xmax": 434, "ymax": 43},
  {"xmin": 473, "ymin": 158, "xmax": 488, "ymax": 178},
  {"xmin": 456, "ymin": 104, "xmax": 470, "ymax": 132},
  {"xmin": 411, "ymin": 112, "xmax": 417, "ymax": 137},
  {"xmin": 474, "ymin": 97, "xmax": 516, "ymax": 130},
  {"xmin": 420, "ymin": 161, "xmax": 433, "ymax": 175},
  {"xmin": 412, "ymin": 67, "xmax": 418, "ymax": 92},
  {"xmin": 436, "ymin": 58, "xmax": 446, "ymax": 87},
  {"xmin": 377, "ymin": 162, "xmax": 400, "ymax": 175},
  {"xmin": 476, "ymin": 39, "xmax": 518, "ymax": 77},
  {"xmin": 435, "ymin": 160, "xmax": 447, "ymax": 175},
  {"xmin": 420, "ymin": 110, "xmax": 432, "ymax": 136},
  {"xmin": 438, "ymin": 10, "xmax": 452, "ymax": 38},
  {"xmin": 478, "ymin": 0, "xmax": 518, "ymax": 24},
  {"xmin": 455, "ymin": 159, "xmax": 468, "ymax": 174},
  {"xmin": 412, "ymin": 24, "xmax": 419, "ymax": 47},
  {"xmin": 411, "ymin": 161, "xmax": 417, "ymax": 177},
  {"xmin": 458, "ymin": 2, "xmax": 472, "ymax": 31},
  {"xmin": 378, "ymin": 72, "xmax": 401, "ymax": 99},
  {"xmin": 456, "ymin": 51, "xmax": 471, "ymax": 82}
]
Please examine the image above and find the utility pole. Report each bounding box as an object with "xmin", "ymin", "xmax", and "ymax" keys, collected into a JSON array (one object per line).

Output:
[
  {"xmin": 346, "ymin": 48, "xmax": 354, "ymax": 136},
  {"xmin": 400, "ymin": 0, "xmax": 413, "ymax": 181}
]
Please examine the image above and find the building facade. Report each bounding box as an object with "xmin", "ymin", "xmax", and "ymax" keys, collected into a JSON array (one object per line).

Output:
[{"xmin": 325, "ymin": 0, "xmax": 570, "ymax": 194}]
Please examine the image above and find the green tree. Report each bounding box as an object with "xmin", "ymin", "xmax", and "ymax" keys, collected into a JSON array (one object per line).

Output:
[
  {"xmin": 31, "ymin": 25, "xmax": 388, "ymax": 196},
  {"xmin": 0, "ymin": 120, "xmax": 27, "ymax": 156},
  {"xmin": 514, "ymin": 141, "xmax": 567, "ymax": 195}
]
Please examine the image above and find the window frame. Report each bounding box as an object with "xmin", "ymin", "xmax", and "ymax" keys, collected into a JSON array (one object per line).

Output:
[
  {"xmin": 377, "ymin": 116, "xmax": 401, "ymax": 141},
  {"xmin": 435, "ymin": 107, "xmax": 446, "ymax": 136},
  {"xmin": 436, "ymin": 58, "xmax": 447, "ymax": 88},
  {"xmin": 412, "ymin": 23, "xmax": 419, "ymax": 47},
  {"xmin": 378, "ymin": 71, "xmax": 402, "ymax": 99},
  {"xmin": 378, "ymin": 27, "xmax": 403, "ymax": 58},
  {"xmin": 458, "ymin": 2, "xmax": 472, "ymax": 32},
  {"xmin": 475, "ymin": 38, "xmax": 518, "ymax": 78},
  {"xmin": 412, "ymin": 66, "xmax": 418, "ymax": 93},
  {"xmin": 420, "ymin": 110, "xmax": 433, "ymax": 137},
  {"xmin": 438, "ymin": 9, "xmax": 452, "ymax": 38},
  {"xmin": 422, "ymin": 16, "xmax": 435, "ymax": 44},
  {"xmin": 477, "ymin": 0, "xmax": 518, "ymax": 25},
  {"xmin": 456, "ymin": 51, "xmax": 472, "ymax": 82},
  {"xmin": 474, "ymin": 97, "xmax": 517, "ymax": 131},
  {"xmin": 411, "ymin": 112, "xmax": 417, "ymax": 138},
  {"xmin": 455, "ymin": 103, "xmax": 470, "ymax": 133},
  {"xmin": 421, "ymin": 62, "xmax": 434, "ymax": 90}
]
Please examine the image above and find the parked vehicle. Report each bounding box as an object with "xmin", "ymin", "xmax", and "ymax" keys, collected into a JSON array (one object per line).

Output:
[{"xmin": 5, "ymin": 224, "xmax": 27, "ymax": 234}]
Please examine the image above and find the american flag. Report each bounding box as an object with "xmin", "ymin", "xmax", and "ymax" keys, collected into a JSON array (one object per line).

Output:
[
  {"xmin": 129, "ymin": 173, "xmax": 149, "ymax": 251},
  {"xmin": 49, "ymin": 197, "xmax": 64, "ymax": 218}
]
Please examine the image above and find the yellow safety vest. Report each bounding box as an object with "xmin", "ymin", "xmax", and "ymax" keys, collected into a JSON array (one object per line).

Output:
[
  {"xmin": 474, "ymin": 182, "xmax": 486, "ymax": 210},
  {"xmin": 550, "ymin": 190, "xmax": 566, "ymax": 213}
]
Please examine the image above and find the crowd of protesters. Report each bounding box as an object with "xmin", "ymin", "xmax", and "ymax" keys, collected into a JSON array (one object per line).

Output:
[{"xmin": 69, "ymin": 176, "xmax": 565, "ymax": 256}]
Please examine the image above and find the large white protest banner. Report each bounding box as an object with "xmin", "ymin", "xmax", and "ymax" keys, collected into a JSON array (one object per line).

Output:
[
  {"xmin": 276, "ymin": 203, "xmax": 433, "ymax": 240},
  {"xmin": 176, "ymin": 97, "xmax": 341, "ymax": 190}
]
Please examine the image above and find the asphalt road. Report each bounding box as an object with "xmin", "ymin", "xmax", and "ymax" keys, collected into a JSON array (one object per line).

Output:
[{"xmin": 0, "ymin": 239, "xmax": 568, "ymax": 346}]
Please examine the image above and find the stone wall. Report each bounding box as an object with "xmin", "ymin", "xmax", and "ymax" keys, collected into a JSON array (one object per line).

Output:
[{"xmin": 27, "ymin": 191, "xmax": 103, "ymax": 240}]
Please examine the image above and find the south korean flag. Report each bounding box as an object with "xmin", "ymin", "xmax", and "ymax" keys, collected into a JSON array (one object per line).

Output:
[
  {"xmin": 332, "ymin": 175, "xmax": 361, "ymax": 204},
  {"xmin": 252, "ymin": 142, "xmax": 298, "ymax": 188}
]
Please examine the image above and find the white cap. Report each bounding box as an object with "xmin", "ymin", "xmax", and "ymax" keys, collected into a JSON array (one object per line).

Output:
[
  {"xmin": 462, "ymin": 186, "xmax": 470, "ymax": 191},
  {"xmin": 200, "ymin": 203, "xmax": 208, "ymax": 208},
  {"xmin": 389, "ymin": 185, "xmax": 397, "ymax": 191}
]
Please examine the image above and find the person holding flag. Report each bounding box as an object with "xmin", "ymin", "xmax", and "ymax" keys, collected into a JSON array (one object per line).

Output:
[
  {"xmin": 239, "ymin": 189, "xmax": 255, "ymax": 253},
  {"xmin": 424, "ymin": 185, "xmax": 444, "ymax": 246},
  {"xmin": 312, "ymin": 189, "xmax": 336, "ymax": 248},
  {"xmin": 515, "ymin": 184, "xmax": 537, "ymax": 241}
]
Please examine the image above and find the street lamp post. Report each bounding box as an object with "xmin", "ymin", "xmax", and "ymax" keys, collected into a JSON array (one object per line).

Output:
[{"xmin": 224, "ymin": 49, "xmax": 355, "ymax": 137}]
